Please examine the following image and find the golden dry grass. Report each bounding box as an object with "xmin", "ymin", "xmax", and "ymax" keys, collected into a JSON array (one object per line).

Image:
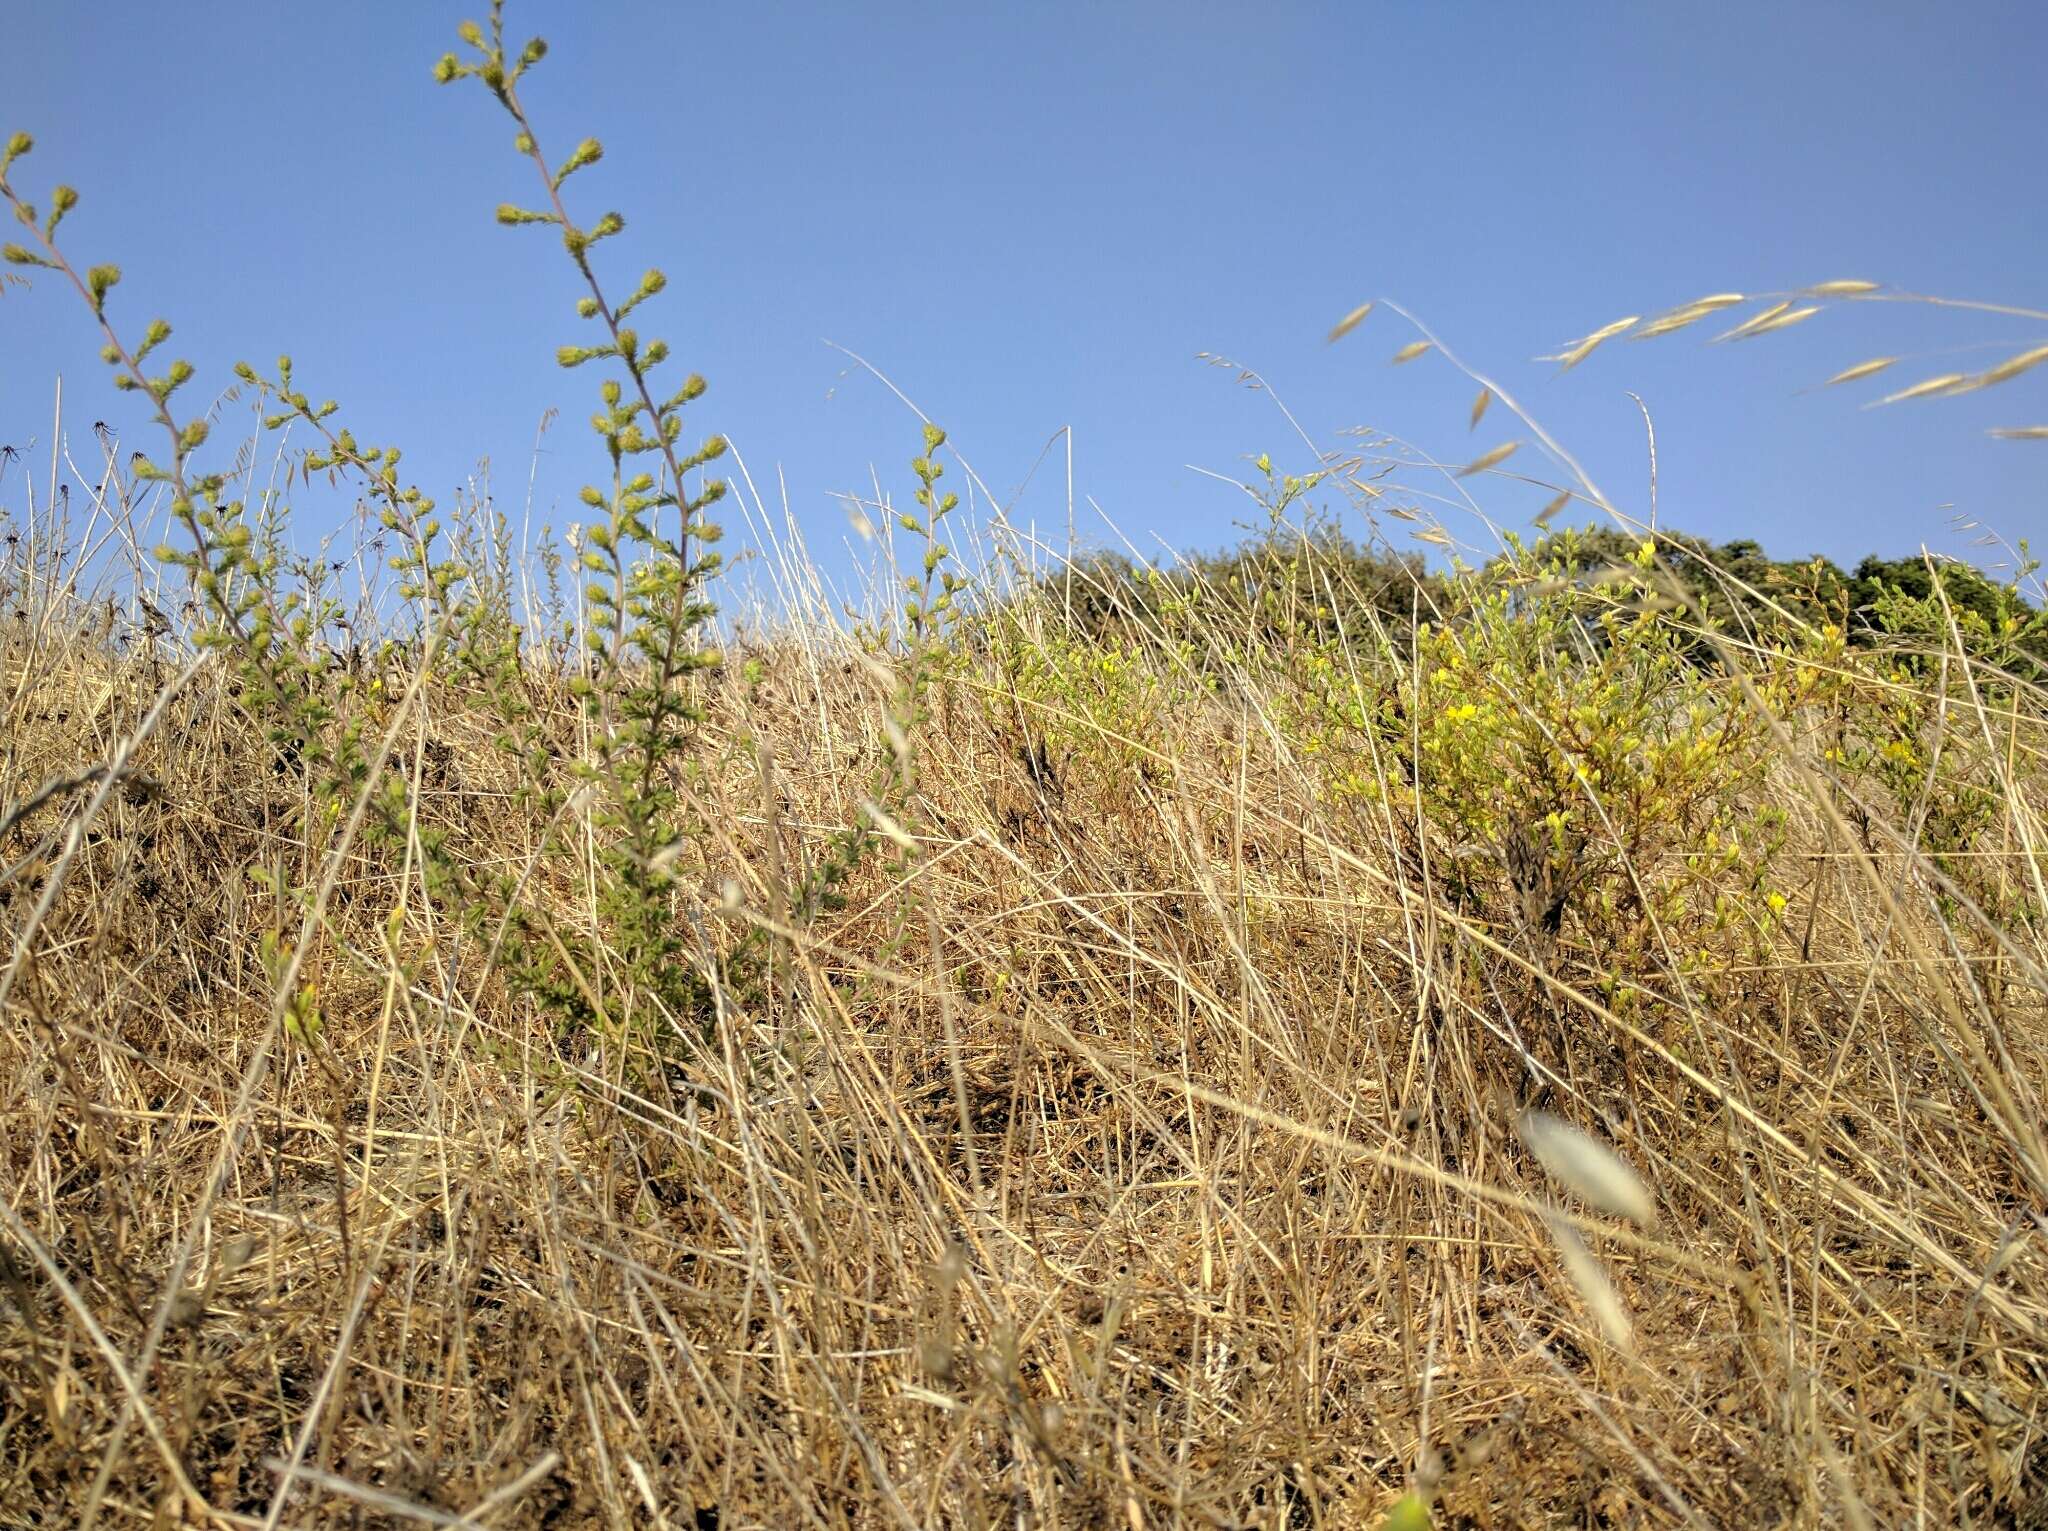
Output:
[
  {"xmin": 7, "ymin": 11, "xmax": 2048, "ymax": 1518},
  {"xmin": 4, "ymin": 511, "xmax": 2047, "ymax": 1530}
]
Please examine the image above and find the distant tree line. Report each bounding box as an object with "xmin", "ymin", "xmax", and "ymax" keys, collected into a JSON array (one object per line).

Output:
[{"xmin": 1045, "ymin": 518, "xmax": 2048, "ymax": 675}]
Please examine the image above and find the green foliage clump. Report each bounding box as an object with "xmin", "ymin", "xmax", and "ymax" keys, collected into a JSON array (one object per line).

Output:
[
  {"xmin": 784, "ymin": 422, "xmax": 966, "ymax": 933},
  {"xmin": 994, "ymin": 625, "xmax": 1214, "ymax": 785},
  {"xmin": 2, "ymin": 134, "xmax": 471, "ymax": 1052},
  {"xmin": 1509, "ymin": 523, "xmax": 2047, "ymax": 675},
  {"xmin": 1054, "ymin": 515, "xmax": 1441, "ymax": 664},
  {"xmin": 438, "ymin": 2, "xmax": 731, "ymax": 1045},
  {"xmin": 3, "ymin": 4, "xmax": 746, "ymax": 1076},
  {"xmin": 1350, "ymin": 532, "xmax": 1791, "ymax": 1001}
]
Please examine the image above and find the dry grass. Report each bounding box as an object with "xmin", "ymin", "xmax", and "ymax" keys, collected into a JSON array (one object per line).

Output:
[
  {"xmin": 4, "ymin": 483, "xmax": 2047, "ymax": 1531},
  {"xmin": 7, "ymin": 10, "xmax": 2047, "ymax": 1517}
]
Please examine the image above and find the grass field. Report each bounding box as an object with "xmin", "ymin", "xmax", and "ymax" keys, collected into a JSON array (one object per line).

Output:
[{"xmin": 5, "ymin": 11, "xmax": 2048, "ymax": 1529}]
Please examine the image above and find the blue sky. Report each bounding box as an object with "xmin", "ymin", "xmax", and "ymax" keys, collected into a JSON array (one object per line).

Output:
[{"xmin": 5, "ymin": 2, "xmax": 2045, "ymax": 604}]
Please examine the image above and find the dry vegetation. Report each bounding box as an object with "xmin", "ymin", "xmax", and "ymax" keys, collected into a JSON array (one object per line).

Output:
[
  {"xmin": 6, "ymin": 10, "xmax": 2048, "ymax": 1529},
  {"xmin": 4, "ymin": 486, "xmax": 2047, "ymax": 1527}
]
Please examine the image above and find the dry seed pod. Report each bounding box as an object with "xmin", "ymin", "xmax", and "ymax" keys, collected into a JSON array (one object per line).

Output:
[
  {"xmin": 1878, "ymin": 372, "xmax": 1969, "ymax": 405},
  {"xmin": 1327, "ymin": 301, "xmax": 1374, "ymax": 342},
  {"xmin": 1545, "ymin": 315, "xmax": 1638, "ymax": 370},
  {"xmin": 1517, "ymin": 1110, "xmax": 1655, "ymax": 1225},
  {"xmin": 1978, "ymin": 343, "xmax": 2048, "ymax": 387},
  {"xmin": 1545, "ymin": 1213, "xmax": 1635, "ymax": 1349},
  {"xmin": 1457, "ymin": 440, "xmax": 1520, "ymax": 478},
  {"xmin": 1826, "ymin": 356, "xmax": 1898, "ymax": 386}
]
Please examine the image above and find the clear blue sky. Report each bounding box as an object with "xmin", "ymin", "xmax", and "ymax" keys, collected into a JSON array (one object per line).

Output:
[{"xmin": 5, "ymin": 2, "xmax": 2045, "ymax": 601}]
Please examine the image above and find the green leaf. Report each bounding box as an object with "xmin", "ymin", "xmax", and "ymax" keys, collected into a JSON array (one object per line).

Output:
[
  {"xmin": 554, "ymin": 137, "xmax": 603, "ymax": 186},
  {"xmin": 135, "ymin": 316, "xmax": 171, "ymax": 363},
  {"xmin": 44, "ymin": 183, "xmax": 77, "ymax": 238},
  {"xmin": 85, "ymin": 263, "xmax": 121, "ymax": 312},
  {"xmin": 1380, "ymin": 1494, "xmax": 1432, "ymax": 1531}
]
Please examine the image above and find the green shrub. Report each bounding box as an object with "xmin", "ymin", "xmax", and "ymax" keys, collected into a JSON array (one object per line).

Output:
[{"xmin": 1330, "ymin": 531, "xmax": 1792, "ymax": 1011}]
